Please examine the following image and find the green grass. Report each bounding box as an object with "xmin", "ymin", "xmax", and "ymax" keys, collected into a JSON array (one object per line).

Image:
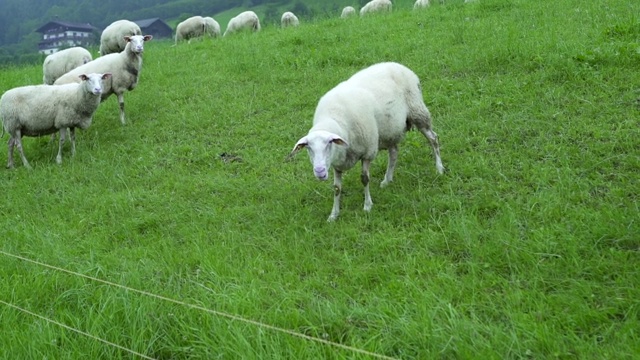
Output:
[{"xmin": 1, "ymin": 0, "xmax": 639, "ymax": 358}]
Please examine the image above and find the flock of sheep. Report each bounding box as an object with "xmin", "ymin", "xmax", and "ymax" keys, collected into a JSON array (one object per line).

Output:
[{"xmin": 0, "ymin": 0, "xmax": 447, "ymax": 220}]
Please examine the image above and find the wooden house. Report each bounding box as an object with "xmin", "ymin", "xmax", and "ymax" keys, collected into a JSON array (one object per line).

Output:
[
  {"xmin": 133, "ymin": 18, "xmax": 173, "ymax": 39},
  {"xmin": 36, "ymin": 21, "xmax": 97, "ymax": 55}
]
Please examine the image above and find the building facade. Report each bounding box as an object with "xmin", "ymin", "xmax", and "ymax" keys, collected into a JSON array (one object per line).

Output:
[
  {"xmin": 36, "ymin": 21, "xmax": 97, "ymax": 55},
  {"xmin": 133, "ymin": 18, "xmax": 173, "ymax": 39}
]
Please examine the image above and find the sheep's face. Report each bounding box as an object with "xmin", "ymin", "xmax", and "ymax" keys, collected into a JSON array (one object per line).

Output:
[
  {"xmin": 124, "ymin": 35, "xmax": 153, "ymax": 54},
  {"xmin": 291, "ymin": 131, "xmax": 348, "ymax": 181},
  {"xmin": 79, "ymin": 73, "xmax": 112, "ymax": 96}
]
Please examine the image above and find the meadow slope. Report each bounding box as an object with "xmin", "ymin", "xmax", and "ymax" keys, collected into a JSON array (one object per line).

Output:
[{"xmin": 0, "ymin": 0, "xmax": 638, "ymax": 359}]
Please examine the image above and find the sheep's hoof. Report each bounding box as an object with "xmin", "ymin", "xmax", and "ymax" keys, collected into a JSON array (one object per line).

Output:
[
  {"xmin": 380, "ymin": 180, "xmax": 391, "ymax": 188},
  {"xmin": 327, "ymin": 214, "xmax": 338, "ymax": 222}
]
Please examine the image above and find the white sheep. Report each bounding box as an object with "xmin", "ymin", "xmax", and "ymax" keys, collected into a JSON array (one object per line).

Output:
[
  {"xmin": 99, "ymin": 20, "xmax": 142, "ymax": 56},
  {"xmin": 43, "ymin": 47, "xmax": 93, "ymax": 85},
  {"xmin": 1, "ymin": 73, "xmax": 111, "ymax": 169},
  {"xmin": 54, "ymin": 35, "xmax": 152, "ymax": 125},
  {"xmin": 414, "ymin": 0, "xmax": 430, "ymax": 9},
  {"xmin": 341, "ymin": 6, "xmax": 357, "ymax": 18},
  {"xmin": 360, "ymin": 0, "xmax": 393, "ymax": 16},
  {"xmin": 223, "ymin": 11, "xmax": 261, "ymax": 36},
  {"xmin": 175, "ymin": 16, "xmax": 207, "ymax": 44},
  {"xmin": 281, "ymin": 12, "xmax": 300, "ymax": 28},
  {"xmin": 289, "ymin": 62, "xmax": 444, "ymax": 221},
  {"xmin": 204, "ymin": 17, "xmax": 221, "ymax": 38}
]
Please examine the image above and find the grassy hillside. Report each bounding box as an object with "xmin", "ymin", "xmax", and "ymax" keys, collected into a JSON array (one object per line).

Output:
[{"xmin": 1, "ymin": 0, "xmax": 639, "ymax": 358}]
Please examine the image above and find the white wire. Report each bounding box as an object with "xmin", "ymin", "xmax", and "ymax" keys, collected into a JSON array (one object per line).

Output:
[{"xmin": 0, "ymin": 250, "xmax": 399, "ymax": 360}]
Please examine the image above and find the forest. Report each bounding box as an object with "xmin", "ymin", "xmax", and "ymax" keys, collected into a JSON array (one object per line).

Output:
[{"xmin": 0, "ymin": 0, "xmax": 359, "ymax": 65}]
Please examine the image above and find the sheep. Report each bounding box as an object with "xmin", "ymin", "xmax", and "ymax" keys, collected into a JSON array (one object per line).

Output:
[
  {"xmin": 281, "ymin": 12, "xmax": 300, "ymax": 28},
  {"xmin": 204, "ymin": 16, "xmax": 221, "ymax": 38},
  {"xmin": 99, "ymin": 20, "xmax": 142, "ymax": 56},
  {"xmin": 43, "ymin": 47, "xmax": 93, "ymax": 85},
  {"xmin": 175, "ymin": 16, "xmax": 207, "ymax": 44},
  {"xmin": 413, "ymin": 0, "xmax": 430, "ymax": 9},
  {"xmin": 223, "ymin": 11, "xmax": 261, "ymax": 37},
  {"xmin": 1, "ymin": 73, "xmax": 111, "ymax": 169},
  {"xmin": 289, "ymin": 62, "xmax": 444, "ymax": 221},
  {"xmin": 360, "ymin": 0, "xmax": 393, "ymax": 16},
  {"xmin": 341, "ymin": 6, "xmax": 357, "ymax": 18},
  {"xmin": 54, "ymin": 35, "xmax": 152, "ymax": 125}
]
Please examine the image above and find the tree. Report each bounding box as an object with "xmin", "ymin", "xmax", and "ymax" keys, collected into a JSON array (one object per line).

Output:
[{"xmin": 292, "ymin": 1, "xmax": 312, "ymax": 19}]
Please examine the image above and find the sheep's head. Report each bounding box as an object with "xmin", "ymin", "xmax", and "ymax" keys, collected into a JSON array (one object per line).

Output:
[
  {"xmin": 290, "ymin": 130, "xmax": 348, "ymax": 181},
  {"xmin": 79, "ymin": 73, "xmax": 112, "ymax": 96},
  {"xmin": 124, "ymin": 35, "xmax": 153, "ymax": 54}
]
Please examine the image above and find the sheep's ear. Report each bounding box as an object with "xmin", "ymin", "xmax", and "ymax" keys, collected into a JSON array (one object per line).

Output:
[
  {"xmin": 331, "ymin": 136, "xmax": 348, "ymax": 148},
  {"xmin": 124, "ymin": 36, "xmax": 131, "ymax": 42},
  {"xmin": 291, "ymin": 138, "xmax": 307, "ymax": 153},
  {"xmin": 287, "ymin": 137, "xmax": 307, "ymax": 160},
  {"xmin": 143, "ymin": 35, "xmax": 153, "ymax": 41},
  {"xmin": 101, "ymin": 73, "xmax": 112, "ymax": 80},
  {"xmin": 79, "ymin": 74, "xmax": 89, "ymax": 81}
]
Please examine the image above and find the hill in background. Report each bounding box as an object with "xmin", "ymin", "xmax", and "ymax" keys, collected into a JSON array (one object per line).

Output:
[{"xmin": 0, "ymin": 0, "xmax": 394, "ymax": 65}]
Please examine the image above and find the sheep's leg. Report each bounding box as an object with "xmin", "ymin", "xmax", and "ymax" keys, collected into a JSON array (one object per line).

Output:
[
  {"xmin": 69, "ymin": 127, "xmax": 76, "ymax": 157},
  {"xmin": 361, "ymin": 159, "xmax": 373, "ymax": 212},
  {"xmin": 328, "ymin": 170, "xmax": 343, "ymax": 222},
  {"xmin": 56, "ymin": 128, "xmax": 66, "ymax": 164},
  {"xmin": 14, "ymin": 130, "xmax": 31, "ymax": 169},
  {"xmin": 419, "ymin": 127, "xmax": 445, "ymax": 174},
  {"xmin": 381, "ymin": 145, "xmax": 398, "ymax": 187},
  {"xmin": 6, "ymin": 137, "xmax": 15, "ymax": 169},
  {"xmin": 117, "ymin": 93, "xmax": 126, "ymax": 125},
  {"xmin": 49, "ymin": 128, "xmax": 68, "ymax": 147}
]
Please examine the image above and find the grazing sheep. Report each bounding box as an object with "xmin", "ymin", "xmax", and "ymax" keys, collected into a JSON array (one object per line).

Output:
[
  {"xmin": 54, "ymin": 35, "xmax": 153, "ymax": 125},
  {"xmin": 289, "ymin": 62, "xmax": 444, "ymax": 221},
  {"xmin": 414, "ymin": 0, "xmax": 430, "ymax": 9},
  {"xmin": 341, "ymin": 6, "xmax": 357, "ymax": 18},
  {"xmin": 1, "ymin": 73, "xmax": 111, "ymax": 169},
  {"xmin": 100, "ymin": 20, "xmax": 142, "ymax": 56},
  {"xmin": 43, "ymin": 47, "xmax": 92, "ymax": 85},
  {"xmin": 204, "ymin": 16, "xmax": 221, "ymax": 38},
  {"xmin": 175, "ymin": 16, "xmax": 207, "ymax": 44},
  {"xmin": 360, "ymin": 0, "xmax": 393, "ymax": 16},
  {"xmin": 223, "ymin": 11, "xmax": 261, "ymax": 36},
  {"xmin": 281, "ymin": 12, "xmax": 300, "ymax": 28}
]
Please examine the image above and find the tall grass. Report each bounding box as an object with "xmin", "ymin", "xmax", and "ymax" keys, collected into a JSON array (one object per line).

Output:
[{"xmin": 1, "ymin": 0, "xmax": 638, "ymax": 358}]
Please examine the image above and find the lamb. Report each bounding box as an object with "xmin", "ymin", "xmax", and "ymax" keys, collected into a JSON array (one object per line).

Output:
[
  {"xmin": 54, "ymin": 35, "xmax": 153, "ymax": 125},
  {"xmin": 341, "ymin": 6, "xmax": 357, "ymax": 18},
  {"xmin": 1, "ymin": 73, "xmax": 111, "ymax": 169},
  {"xmin": 99, "ymin": 20, "xmax": 142, "ymax": 56},
  {"xmin": 223, "ymin": 11, "xmax": 261, "ymax": 36},
  {"xmin": 42, "ymin": 47, "xmax": 92, "ymax": 85},
  {"xmin": 414, "ymin": 0, "xmax": 430, "ymax": 9},
  {"xmin": 289, "ymin": 62, "xmax": 444, "ymax": 221},
  {"xmin": 281, "ymin": 12, "xmax": 300, "ymax": 28},
  {"xmin": 204, "ymin": 17, "xmax": 221, "ymax": 38},
  {"xmin": 175, "ymin": 16, "xmax": 207, "ymax": 44},
  {"xmin": 360, "ymin": 0, "xmax": 393, "ymax": 16}
]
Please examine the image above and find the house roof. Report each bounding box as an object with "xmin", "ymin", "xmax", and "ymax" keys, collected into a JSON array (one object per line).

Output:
[
  {"xmin": 36, "ymin": 21, "xmax": 96, "ymax": 33},
  {"xmin": 133, "ymin": 18, "xmax": 171, "ymax": 29}
]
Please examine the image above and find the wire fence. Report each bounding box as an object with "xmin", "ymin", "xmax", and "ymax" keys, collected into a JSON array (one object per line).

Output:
[{"xmin": 0, "ymin": 250, "xmax": 399, "ymax": 360}]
